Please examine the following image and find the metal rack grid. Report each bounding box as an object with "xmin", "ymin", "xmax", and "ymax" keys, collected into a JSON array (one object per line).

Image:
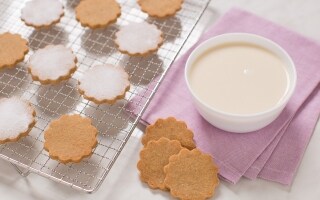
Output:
[{"xmin": 0, "ymin": 0, "xmax": 210, "ymax": 193}]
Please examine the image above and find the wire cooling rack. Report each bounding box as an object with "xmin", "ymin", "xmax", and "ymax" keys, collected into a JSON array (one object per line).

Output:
[{"xmin": 0, "ymin": 0, "xmax": 210, "ymax": 193}]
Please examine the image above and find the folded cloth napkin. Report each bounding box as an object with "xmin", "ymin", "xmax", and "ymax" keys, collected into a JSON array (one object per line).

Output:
[
  {"xmin": 127, "ymin": 8, "xmax": 320, "ymax": 185},
  {"xmin": 259, "ymin": 86, "xmax": 319, "ymax": 184},
  {"xmin": 244, "ymin": 85, "xmax": 320, "ymax": 183}
]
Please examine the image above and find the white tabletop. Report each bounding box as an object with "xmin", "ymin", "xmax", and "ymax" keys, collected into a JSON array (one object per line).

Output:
[{"xmin": 1, "ymin": 0, "xmax": 320, "ymax": 199}]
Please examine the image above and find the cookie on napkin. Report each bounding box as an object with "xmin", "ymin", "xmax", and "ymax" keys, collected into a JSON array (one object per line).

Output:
[
  {"xmin": 0, "ymin": 32, "xmax": 29, "ymax": 69},
  {"xmin": 21, "ymin": 0, "xmax": 64, "ymax": 28},
  {"xmin": 142, "ymin": 117, "xmax": 196, "ymax": 149},
  {"xmin": 137, "ymin": 137, "xmax": 183, "ymax": 190},
  {"xmin": 0, "ymin": 98, "xmax": 36, "ymax": 144},
  {"xmin": 44, "ymin": 114, "xmax": 98, "ymax": 164}
]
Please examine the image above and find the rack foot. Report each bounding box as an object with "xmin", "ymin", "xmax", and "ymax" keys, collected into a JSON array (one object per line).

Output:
[{"xmin": 11, "ymin": 163, "xmax": 30, "ymax": 177}]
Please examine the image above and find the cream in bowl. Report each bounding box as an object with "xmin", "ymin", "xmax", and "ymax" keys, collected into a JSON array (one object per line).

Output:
[{"xmin": 185, "ymin": 33, "xmax": 296, "ymax": 133}]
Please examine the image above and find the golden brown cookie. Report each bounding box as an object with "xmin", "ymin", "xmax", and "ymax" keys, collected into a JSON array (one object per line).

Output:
[
  {"xmin": 27, "ymin": 45, "xmax": 77, "ymax": 85},
  {"xmin": 44, "ymin": 115, "xmax": 98, "ymax": 164},
  {"xmin": 0, "ymin": 33, "xmax": 29, "ymax": 69},
  {"xmin": 142, "ymin": 117, "xmax": 196, "ymax": 150},
  {"xmin": 137, "ymin": 138, "xmax": 183, "ymax": 190},
  {"xmin": 164, "ymin": 149, "xmax": 219, "ymax": 200},
  {"xmin": 21, "ymin": 0, "xmax": 64, "ymax": 29},
  {"xmin": 0, "ymin": 97, "xmax": 36, "ymax": 144},
  {"xmin": 137, "ymin": 0, "xmax": 184, "ymax": 18},
  {"xmin": 78, "ymin": 64, "xmax": 130, "ymax": 104},
  {"xmin": 75, "ymin": 0, "xmax": 121, "ymax": 29},
  {"xmin": 115, "ymin": 22, "xmax": 163, "ymax": 56}
]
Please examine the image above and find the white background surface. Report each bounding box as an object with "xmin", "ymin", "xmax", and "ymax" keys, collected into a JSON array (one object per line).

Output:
[{"xmin": 1, "ymin": 0, "xmax": 320, "ymax": 199}]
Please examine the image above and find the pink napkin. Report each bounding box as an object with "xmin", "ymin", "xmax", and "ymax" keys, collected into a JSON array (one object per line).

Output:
[{"xmin": 127, "ymin": 8, "xmax": 320, "ymax": 185}]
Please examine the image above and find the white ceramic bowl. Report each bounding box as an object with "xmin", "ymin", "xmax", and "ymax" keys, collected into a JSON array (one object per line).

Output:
[{"xmin": 185, "ymin": 33, "xmax": 297, "ymax": 133}]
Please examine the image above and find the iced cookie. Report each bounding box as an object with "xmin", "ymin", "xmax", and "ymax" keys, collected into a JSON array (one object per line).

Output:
[
  {"xmin": 115, "ymin": 22, "xmax": 163, "ymax": 56},
  {"xmin": 75, "ymin": 0, "xmax": 121, "ymax": 29},
  {"xmin": 44, "ymin": 115, "xmax": 98, "ymax": 164},
  {"xmin": 137, "ymin": 138, "xmax": 183, "ymax": 190},
  {"xmin": 21, "ymin": 0, "xmax": 64, "ymax": 28},
  {"xmin": 0, "ymin": 33, "xmax": 29, "ymax": 69},
  {"xmin": 78, "ymin": 64, "xmax": 130, "ymax": 104},
  {"xmin": 142, "ymin": 117, "xmax": 196, "ymax": 150},
  {"xmin": 138, "ymin": 0, "xmax": 184, "ymax": 18},
  {"xmin": 27, "ymin": 45, "xmax": 77, "ymax": 84},
  {"xmin": 0, "ymin": 98, "xmax": 36, "ymax": 144},
  {"xmin": 164, "ymin": 149, "xmax": 219, "ymax": 200}
]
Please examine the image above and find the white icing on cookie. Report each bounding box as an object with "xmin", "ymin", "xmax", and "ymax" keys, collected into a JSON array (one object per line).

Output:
[
  {"xmin": 21, "ymin": 0, "xmax": 64, "ymax": 27},
  {"xmin": 115, "ymin": 22, "xmax": 163, "ymax": 55},
  {"xmin": 0, "ymin": 98, "xmax": 35, "ymax": 140},
  {"xmin": 28, "ymin": 45, "xmax": 77, "ymax": 82},
  {"xmin": 78, "ymin": 64, "xmax": 130, "ymax": 102}
]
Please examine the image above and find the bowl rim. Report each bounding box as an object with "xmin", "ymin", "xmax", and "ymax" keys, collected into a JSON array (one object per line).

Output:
[{"xmin": 185, "ymin": 32, "xmax": 297, "ymax": 118}]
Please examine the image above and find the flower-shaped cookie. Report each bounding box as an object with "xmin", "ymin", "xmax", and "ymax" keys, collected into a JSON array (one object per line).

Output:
[
  {"xmin": 137, "ymin": 138, "xmax": 183, "ymax": 190},
  {"xmin": 0, "ymin": 98, "xmax": 36, "ymax": 144},
  {"xmin": 21, "ymin": 0, "xmax": 64, "ymax": 28},
  {"xmin": 115, "ymin": 22, "xmax": 163, "ymax": 56},
  {"xmin": 164, "ymin": 149, "xmax": 219, "ymax": 200},
  {"xmin": 138, "ymin": 0, "xmax": 184, "ymax": 18},
  {"xmin": 78, "ymin": 64, "xmax": 130, "ymax": 104},
  {"xmin": 44, "ymin": 115, "xmax": 98, "ymax": 164},
  {"xmin": 75, "ymin": 0, "xmax": 121, "ymax": 29},
  {"xmin": 142, "ymin": 117, "xmax": 196, "ymax": 150},
  {"xmin": 0, "ymin": 33, "xmax": 29, "ymax": 69},
  {"xmin": 28, "ymin": 45, "xmax": 77, "ymax": 84}
]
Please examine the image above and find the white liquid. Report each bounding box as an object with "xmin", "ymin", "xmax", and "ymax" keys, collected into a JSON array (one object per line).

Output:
[{"xmin": 189, "ymin": 42, "xmax": 289, "ymax": 115}]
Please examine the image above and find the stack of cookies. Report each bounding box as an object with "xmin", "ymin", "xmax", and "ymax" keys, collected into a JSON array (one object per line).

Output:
[{"xmin": 137, "ymin": 117, "xmax": 220, "ymax": 200}]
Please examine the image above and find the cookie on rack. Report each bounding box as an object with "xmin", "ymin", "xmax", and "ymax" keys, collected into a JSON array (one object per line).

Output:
[
  {"xmin": 115, "ymin": 22, "xmax": 163, "ymax": 56},
  {"xmin": 0, "ymin": 97, "xmax": 36, "ymax": 144},
  {"xmin": 21, "ymin": 0, "xmax": 64, "ymax": 28},
  {"xmin": 137, "ymin": 137, "xmax": 183, "ymax": 190},
  {"xmin": 27, "ymin": 45, "xmax": 77, "ymax": 85},
  {"xmin": 142, "ymin": 117, "xmax": 196, "ymax": 150},
  {"xmin": 164, "ymin": 149, "xmax": 219, "ymax": 200},
  {"xmin": 44, "ymin": 115, "xmax": 98, "ymax": 164},
  {"xmin": 137, "ymin": 0, "xmax": 184, "ymax": 18},
  {"xmin": 78, "ymin": 64, "xmax": 130, "ymax": 104},
  {"xmin": 0, "ymin": 32, "xmax": 29, "ymax": 69},
  {"xmin": 75, "ymin": 0, "xmax": 121, "ymax": 29}
]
